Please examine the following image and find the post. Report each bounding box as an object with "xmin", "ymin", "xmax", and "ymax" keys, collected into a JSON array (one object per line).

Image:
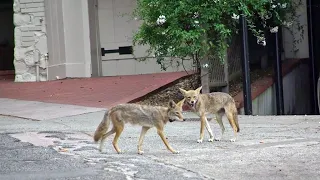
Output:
[
  {"xmin": 200, "ymin": 55, "xmax": 210, "ymax": 94},
  {"xmin": 273, "ymin": 31, "xmax": 285, "ymax": 115},
  {"xmin": 240, "ymin": 15, "xmax": 252, "ymax": 115},
  {"xmin": 306, "ymin": 0, "xmax": 319, "ymax": 114}
]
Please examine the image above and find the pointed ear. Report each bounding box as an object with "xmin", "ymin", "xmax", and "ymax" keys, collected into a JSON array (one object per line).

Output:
[
  {"xmin": 179, "ymin": 88, "xmax": 187, "ymax": 96},
  {"xmin": 176, "ymin": 98, "xmax": 185, "ymax": 108},
  {"xmin": 195, "ymin": 86, "xmax": 202, "ymax": 94},
  {"xmin": 168, "ymin": 100, "xmax": 176, "ymax": 108}
]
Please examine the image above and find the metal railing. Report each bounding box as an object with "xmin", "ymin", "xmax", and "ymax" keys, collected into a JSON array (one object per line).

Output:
[{"xmin": 208, "ymin": 34, "xmax": 242, "ymax": 90}]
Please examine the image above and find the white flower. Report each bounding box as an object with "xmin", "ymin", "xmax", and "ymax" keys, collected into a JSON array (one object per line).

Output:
[
  {"xmin": 161, "ymin": 31, "xmax": 166, "ymax": 35},
  {"xmin": 270, "ymin": 26, "xmax": 278, "ymax": 33},
  {"xmin": 257, "ymin": 36, "xmax": 267, "ymax": 46},
  {"xmin": 156, "ymin": 15, "xmax": 166, "ymax": 25},
  {"xmin": 168, "ymin": 46, "xmax": 175, "ymax": 52},
  {"xmin": 283, "ymin": 21, "xmax": 293, "ymax": 27},
  {"xmin": 232, "ymin": 13, "xmax": 239, "ymax": 20},
  {"xmin": 203, "ymin": 63, "xmax": 209, "ymax": 68},
  {"xmin": 193, "ymin": 12, "xmax": 199, "ymax": 18},
  {"xmin": 271, "ymin": 4, "xmax": 277, "ymax": 8},
  {"xmin": 281, "ymin": 3, "xmax": 287, "ymax": 8},
  {"xmin": 194, "ymin": 20, "xmax": 199, "ymax": 24}
]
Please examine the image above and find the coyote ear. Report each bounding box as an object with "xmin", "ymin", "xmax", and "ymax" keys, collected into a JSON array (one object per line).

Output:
[
  {"xmin": 176, "ymin": 98, "xmax": 185, "ymax": 107},
  {"xmin": 179, "ymin": 88, "xmax": 187, "ymax": 96},
  {"xmin": 196, "ymin": 86, "xmax": 202, "ymax": 94},
  {"xmin": 168, "ymin": 100, "xmax": 176, "ymax": 108}
]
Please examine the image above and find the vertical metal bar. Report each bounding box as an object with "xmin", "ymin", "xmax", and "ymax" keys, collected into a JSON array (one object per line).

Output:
[
  {"xmin": 273, "ymin": 31, "xmax": 285, "ymax": 115},
  {"xmin": 240, "ymin": 15, "xmax": 252, "ymax": 115},
  {"xmin": 306, "ymin": 0, "xmax": 319, "ymax": 114}
]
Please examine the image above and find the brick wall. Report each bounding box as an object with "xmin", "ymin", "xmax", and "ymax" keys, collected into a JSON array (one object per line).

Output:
[{"xmin": 13, "ymin": 0, "xmax": 48, "ymax": 82}]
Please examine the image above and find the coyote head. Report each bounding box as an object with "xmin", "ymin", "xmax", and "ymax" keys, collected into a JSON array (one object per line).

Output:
[
  {"xmin": 167, "ymin": 99, "xmax": 186, "ymax": 122},
  {"xmin": 179, "ymin": 86, "xmax": 202, "ymax": 108}
]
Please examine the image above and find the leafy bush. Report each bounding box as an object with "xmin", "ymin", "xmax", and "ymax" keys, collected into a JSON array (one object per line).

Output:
[{"xmin": 132, "ymin": 0, "xmax": 303, "ymax": 70}]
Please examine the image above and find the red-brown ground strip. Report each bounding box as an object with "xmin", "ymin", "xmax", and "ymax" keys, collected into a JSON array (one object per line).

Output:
[
  {"xmin": 0, "ymin": 59, "xmax": 303, "ymax": 110},
  {"xmin": 0, "ymin": 71, "xmax": 195, "ymax": 109}
]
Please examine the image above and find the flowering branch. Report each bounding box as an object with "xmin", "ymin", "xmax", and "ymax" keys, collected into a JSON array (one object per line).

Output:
[{"xmin": 131, "ymin": 0, "xmax": 304, "ymax": 70}]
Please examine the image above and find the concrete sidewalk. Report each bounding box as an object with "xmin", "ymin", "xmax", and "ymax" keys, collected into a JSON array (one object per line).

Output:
[
  {"xmin": 0, "ymin": 98, "xmax": 106, "ymax": 121},
  {"xmin": 0, "ymin": 98, "xmax": 206, "ymax": 121},
  {"xmin": 0, "ymin": 110, "xmax": 320, "ymax": 179}
]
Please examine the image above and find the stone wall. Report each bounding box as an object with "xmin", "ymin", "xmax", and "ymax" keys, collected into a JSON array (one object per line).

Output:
[{"xmin": 13, "ymin": 0, "xmax": 48, "ymax": 82}]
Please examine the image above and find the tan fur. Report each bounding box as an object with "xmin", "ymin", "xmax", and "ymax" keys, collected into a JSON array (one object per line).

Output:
[
  {"xmin": 179, "ymin": 86, "xmax": 240, "ymax": 143},
  {"xmin": 93, "ymin": 99, "xmax": 185, "ymax": 154}
]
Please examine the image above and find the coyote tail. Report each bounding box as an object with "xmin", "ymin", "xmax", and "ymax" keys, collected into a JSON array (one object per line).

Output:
[{"xmin": 93, "ymin": 111, "xmax": 110, "ymax": 142}]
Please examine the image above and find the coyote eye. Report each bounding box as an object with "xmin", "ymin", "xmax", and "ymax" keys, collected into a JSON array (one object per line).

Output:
[
  {"xmin": 175, "ymin": 112, "xmax": 180, "ymax": 115},
  {"xmin": 187, "ymin": 97, "xmax": 191, "ymax": 99},
  {"xmin": 193, "ymin": 96, "xmax": 196, "ymax": 98}
]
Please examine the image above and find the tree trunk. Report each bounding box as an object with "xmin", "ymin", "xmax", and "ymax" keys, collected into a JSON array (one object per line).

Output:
[{"xmin": 200, "ymin": 55, "xmax": 210, "ymax": 94}]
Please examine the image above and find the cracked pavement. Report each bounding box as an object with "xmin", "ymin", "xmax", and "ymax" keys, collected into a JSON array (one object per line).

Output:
[{"xmin": 1, "ymin": 111, "xmax": 320, "ymax": 180}]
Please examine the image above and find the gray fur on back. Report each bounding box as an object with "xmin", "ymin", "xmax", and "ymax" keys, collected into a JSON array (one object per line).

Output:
[{"xmin": 110, "ymin": 104, "xmax": 168, "ymax": 127}]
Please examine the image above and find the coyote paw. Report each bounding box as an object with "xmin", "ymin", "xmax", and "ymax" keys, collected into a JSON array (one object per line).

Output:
[
  {"xmin": 197, "ymin": 139, "xmax": 203, "ymax": 143},
  {"xmin": 214, "ymin": 138, "xmax": 222, "ymax": 141},
  {"xmin": 99, "ymin": 148, "xmax": 105, "ymax": 153},
  {"xmin": 208, "ymin": 138, "xmax": 214, "ymax": 142},
  {"xmin": 116, "ymin": 150, "xmax": 123, "ymax": 154},
  {"xmin": 229, "ymin": 138, "xmax": 236, "ymax": 142},
  {"xmin": 138, "ymin": 151, "xmax": 144, "ymax": 155},
  {"xmin": 172, "ymin": 150, "xmax": 180, "ymax": 154}
]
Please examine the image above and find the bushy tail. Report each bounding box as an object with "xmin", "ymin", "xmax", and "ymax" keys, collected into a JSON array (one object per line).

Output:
[{"xmin": 93, "ymin": 111, "xmax": 111, "ymax": 142}]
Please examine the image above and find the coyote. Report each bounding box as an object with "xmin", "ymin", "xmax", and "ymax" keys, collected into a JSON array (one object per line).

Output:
[
  {"xmin": 179, "ymin": 86, "xmax": 239, "ymax": 143},
  {"xmin": 93, "ymin": 99, "xmax": 185, "ymax": 155}
]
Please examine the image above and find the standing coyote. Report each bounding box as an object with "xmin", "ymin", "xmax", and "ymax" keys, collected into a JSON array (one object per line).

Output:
[
  {"xmin": 179, "ymin": 86, "xmax": 239, "ymax": 143},
  {"xmin": 93, "ymin": 99, "xmax": 185, "ymax": 155}
]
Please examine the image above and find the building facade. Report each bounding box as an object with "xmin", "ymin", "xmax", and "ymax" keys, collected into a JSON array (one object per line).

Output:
[
  {"xmin": 0, "ymin": 0, "xmax": 310, "ymax": 82},
  {"xmin": 10, "ymin": 0, "xmax": 194, "ymax": 82}
]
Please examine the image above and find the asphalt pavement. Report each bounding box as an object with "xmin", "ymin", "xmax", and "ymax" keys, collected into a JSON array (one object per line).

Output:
[{"xmin": 1, "ymin": 108, "xmax": 320, "ymax": 180}]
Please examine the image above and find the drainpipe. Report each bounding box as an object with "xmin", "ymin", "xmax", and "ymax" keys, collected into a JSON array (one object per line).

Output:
[
  {"xmin": 45, "ymin": 53, "xmax": 49, "ymax": 81},
  {"xmin": 34, "ymin": 50, "xmax": 40, "ymax": 82}
]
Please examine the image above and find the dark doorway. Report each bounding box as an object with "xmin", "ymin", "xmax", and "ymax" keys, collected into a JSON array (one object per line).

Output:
[
  {"xmin": 308, "ymin": 0, "xmax": 320, "ymax": 114},
  {"xmin": 0, "ymin": 0, "xmax": 14, "ymax": 78},
  {"xmin": 311, "ymin": 0, "xmax": 320, "ymax": 72}
]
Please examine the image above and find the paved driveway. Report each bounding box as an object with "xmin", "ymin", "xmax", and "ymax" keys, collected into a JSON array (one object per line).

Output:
[{"xmin": 1, "ymin": 112, "xmax": 319, "ymax": 180}]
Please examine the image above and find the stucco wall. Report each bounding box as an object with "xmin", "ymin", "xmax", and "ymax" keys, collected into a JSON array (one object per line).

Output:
[
  {"xmin": 282, "ymin": 0, "xmax": 309, "ymax": 59},
  {"xmin": 13, "ymin": 0, "xmax": 48, "ymax": 82}
]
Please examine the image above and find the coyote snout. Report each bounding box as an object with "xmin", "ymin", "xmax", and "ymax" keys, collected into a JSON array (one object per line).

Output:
[{"xmin": 169, "ymin": 118, "xmax": 186, "ymax": 122}]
